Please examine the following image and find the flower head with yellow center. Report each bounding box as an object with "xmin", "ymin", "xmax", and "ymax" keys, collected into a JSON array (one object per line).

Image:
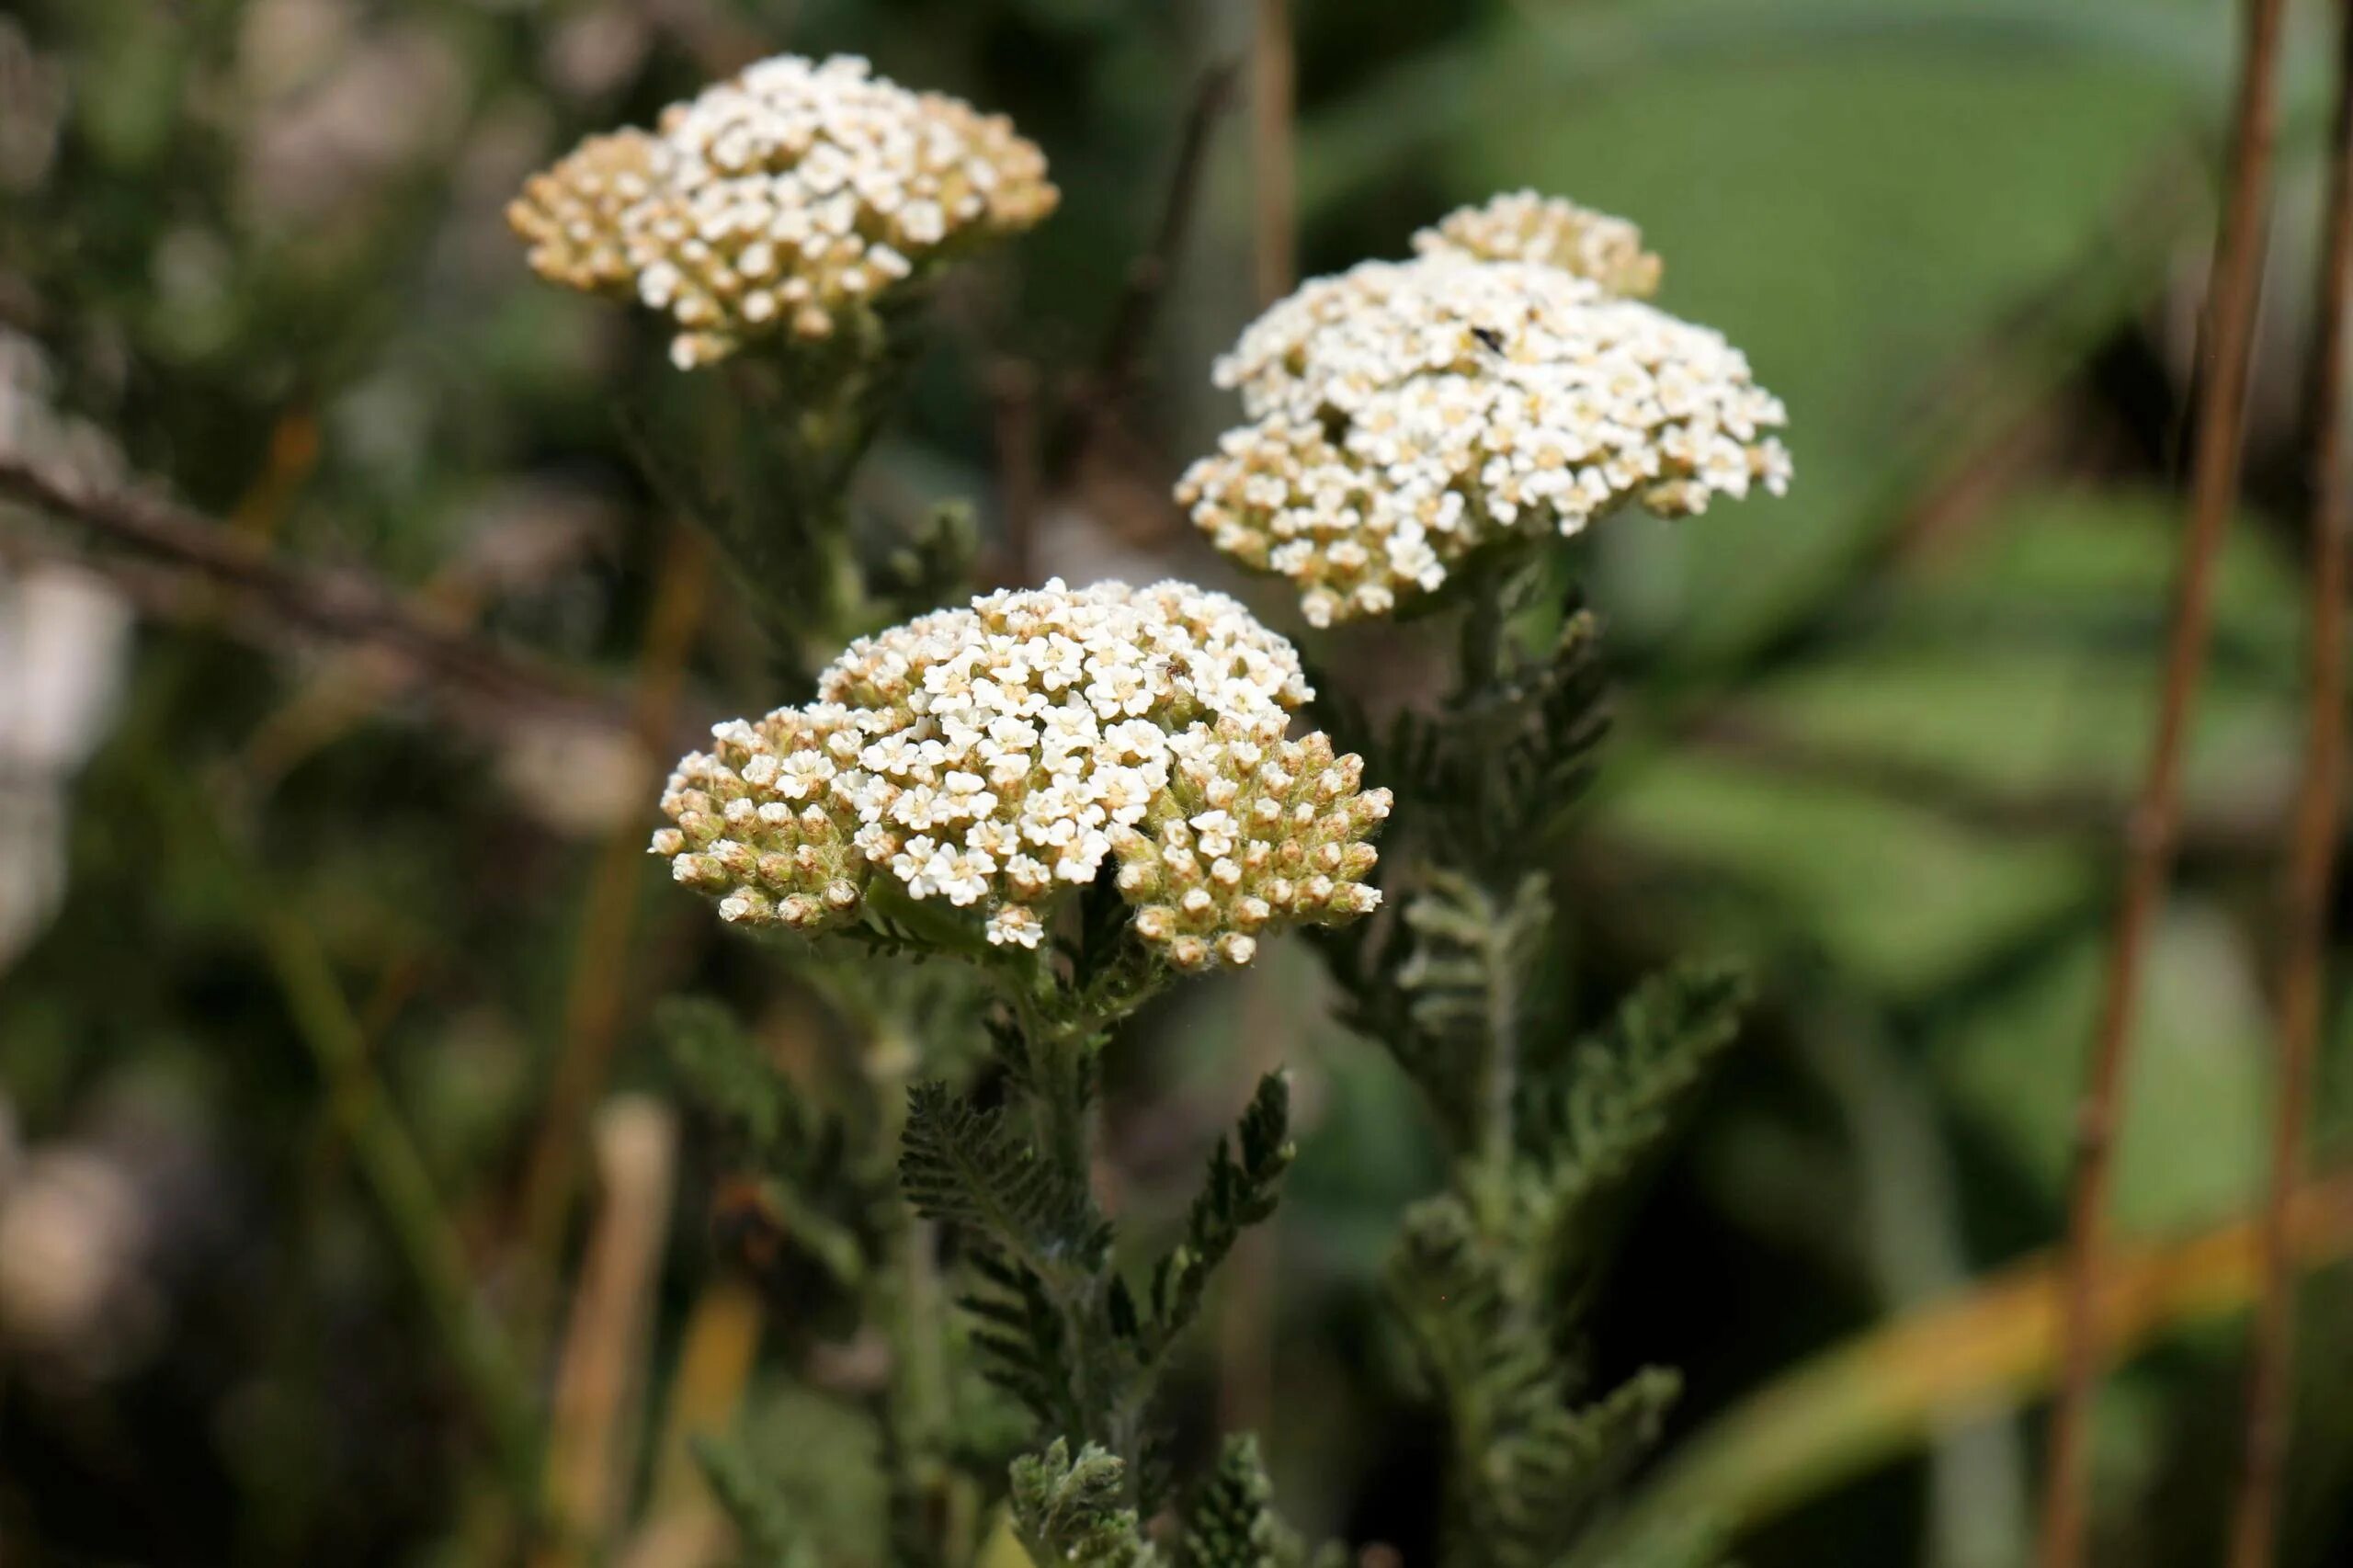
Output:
[
  {"xmin": 511, "ymin": 54, "xmax": 1057, "ymax": 368},
  {"xmin": 1177, "ymin": 196, "xmax": 1790, "ymax": 627},
  {"xmin": 654, "ymin": 579, "xmax": 1388, "ymax": 970}
]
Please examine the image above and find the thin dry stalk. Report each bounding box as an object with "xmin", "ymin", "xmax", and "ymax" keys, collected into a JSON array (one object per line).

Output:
[
  {"xmin": 2225, "ymin": 5, "xmax": 2353, "ymax": 1562},
  {"xmin": 1213, "ymin": 8, "xmax": 1308, "ymax": 1431},
  {"xmin": 2037, "ymin": 1, "xmax": 2292, "ymax": 1562},
  {"xmin": 538, "ymin": 1097, "xmax": 682, "ymax": 1565},
  {"xmin": 1251, "ymin": 0, "xmax": 1295, "ymax": 308},
  {"xmin": 516, "ymin": 522, "xmax": 711, "ymax": 1323}
]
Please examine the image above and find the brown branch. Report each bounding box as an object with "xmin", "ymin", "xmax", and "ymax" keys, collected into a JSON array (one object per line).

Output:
[
  {"xmin": 2228, "ymin": 4, "xmax": 2353, "ymax": 1562},
  {"xmin": 0, "ymin": 455, "xmax": 631, "ymax": 732},
  {"xmin": 2037, "ymin": 0, "xmax": 2293, "ymax": 1562}
]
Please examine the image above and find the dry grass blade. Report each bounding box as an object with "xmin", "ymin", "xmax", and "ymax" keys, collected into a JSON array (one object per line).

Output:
[
  {"xmin": 537, "ymin": 1097, "xmax": 681, "ymax": 1567},
  {"xmin": 1610, "ymin": 1169, "xmax": 2353, "ymax": 1558}
]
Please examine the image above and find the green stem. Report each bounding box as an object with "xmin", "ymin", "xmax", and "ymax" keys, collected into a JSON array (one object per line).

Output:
[
  {"xmin": 168, "ymin": 787, "xmax": 542, "ymax": 1517},
  {"xmin": 1479, "ymin": 896, "xmax": 1522, "ymax": 1184},
  {"xmin": 876, "ymin": 1068, "xmax": 961, "ymax": 1566},
  {"xmin": 1002, "ymin": 973, "xmax": 1139, "ymax": 1494}
]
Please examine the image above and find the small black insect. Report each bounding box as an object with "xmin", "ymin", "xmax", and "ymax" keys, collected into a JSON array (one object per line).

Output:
[{"xmin": 1470, "ymin": 326, "xmax": 1505, "ymax": 352}]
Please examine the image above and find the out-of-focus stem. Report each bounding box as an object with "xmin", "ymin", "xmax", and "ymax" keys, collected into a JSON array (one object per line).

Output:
[
  {"xmin": 183, "ymin": 790, "xmax": 541, "ymax": 1516},
  {"xmin": 2038, "ymin": 0, "xmax": 2290, "ymax": 1561},
  {"xmin": 638, "ymin": 1278, "xmax": 764, "ymax": 1538},
  {"xmin": 2226, "ymin": 3, "xmax": 2353, "ymax": 1562},
  {"xmin": 1805, "ymin": 1015, "xmax": 2028, "ymax": 1568},
  {"xmin": 1252, "ymin": 0, "xmax": 1296, "ymax": 307}
]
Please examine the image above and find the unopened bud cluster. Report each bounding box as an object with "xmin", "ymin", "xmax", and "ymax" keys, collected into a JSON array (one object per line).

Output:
[
  {"xmin": 1412, "ymin": 189, "xmax": 1661, "ymax": 298},
  {"xmin": 654, "ymin": 580, "xmax": 1386, "ymax": 968},
  {"xmin": 511, "ymin": 54, "xmax": 1056, "ymax": 368},
  {"xmin": 1110, "ymin": 717, "xmax": 1387, "ymax": 971},
  {"xmin": 1177, "ymin": 195, "xmax": 1790, "ymax": 626}
]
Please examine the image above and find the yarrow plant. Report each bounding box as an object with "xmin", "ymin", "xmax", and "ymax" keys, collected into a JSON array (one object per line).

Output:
[{"xmin": 512, "ymin": 51, "xmax": 1784, "ymax": 1568}]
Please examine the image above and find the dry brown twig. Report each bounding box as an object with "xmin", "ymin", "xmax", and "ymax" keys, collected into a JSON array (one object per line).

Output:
[
  {"xmin": 0, "ymin": 454, "xmax": 632, "ymax": 733},
  {"xmin": 2226, "ymin": 3, "xmax": 2353, "ymax": 1562},
  {"xmin": 2037, "ymin": 0, "xmax": 2293, "ymax": 1562}
]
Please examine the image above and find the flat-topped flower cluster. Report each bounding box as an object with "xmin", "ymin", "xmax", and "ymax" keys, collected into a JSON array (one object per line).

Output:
[
  {"xmin": 510, "ymin": 54, "xmax": 1056, "ymax": 368},
  {"xmin": 654, "ymin": 580, "xmax": 1388, "ymax": 968},
  {"xmin": 1178, "ymin": 194, "xmax": 1790, "ymax": 627}
]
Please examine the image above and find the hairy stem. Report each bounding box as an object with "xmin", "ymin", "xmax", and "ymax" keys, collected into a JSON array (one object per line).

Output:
[
  {"xmin": 1005, "ymin": 977, "xmax": 1125, "ymax": 1484},
  {"xmin": 1479, "ymin": 901, "xmax": 1523, "ymax": 1187}
]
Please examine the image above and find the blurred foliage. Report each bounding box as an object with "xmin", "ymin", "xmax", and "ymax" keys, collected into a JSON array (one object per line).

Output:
[{"xmin": 1, "ymin": 0, "xmax": 2349, "ymax": 1566}]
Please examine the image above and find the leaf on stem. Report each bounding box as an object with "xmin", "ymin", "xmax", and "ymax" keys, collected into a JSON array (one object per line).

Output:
[
  {"xmin": 1133, "ymin": 1072, "xmax": 1296, "ymax": 1362},
  {"xmin": 1519, "ymin": 960, "xmax": 1748, "ymax": 1273},
  {"xmin": 1176, "ymin": 1435, "xmax": 1336, "ymax": 1568},
  {"xmin": 900, "ymin": 1081, "xmax": 1111, "ymax": 1285},
  {"xmin": 1009, "ymin": 1439, "xmax": 1160, "ymax": 1568}
]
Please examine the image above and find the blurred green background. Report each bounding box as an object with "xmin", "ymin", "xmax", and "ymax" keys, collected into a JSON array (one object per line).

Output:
[{"xmin": 2, "ymin": 0, "xmax": 2349, "ymax": 1564}]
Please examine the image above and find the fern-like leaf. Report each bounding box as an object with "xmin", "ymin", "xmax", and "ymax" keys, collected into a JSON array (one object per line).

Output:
[
  {"xmin": 1334, "ymin": 872, "xmax": 1553, "ymax": 1154},
  {"xmin": 1518, "ymin": 960, "xmax": 1746, "ymax": 1281},
  {"xmin": 1177, "ymin": 1435, "xmax": 1340, "ymax": 1568},
  {"xmin": 1138, "ymin": 1073, "xmax": 1295, "ymax": 1359},
  {"xmin": 1387, "ymin": 1197, "xmax": 1681, "ymax": 1568},
  {"xmin": 1009, "ymin": 1440, "xmax": 1160, "ymax": 1568},
  {"xmin": 694, "ymin": 1433, "xmax": 819, "ymax": 1568},
  {"xmin": 1317, "ymin": 606, "xmax": 1607, "ymax": 876},
  {"xmin": 900, "ymin": 1081, "xmax": 1109, "ymax": 1285},
  {"xmin": 960, "ymin": 1247, "xmax": 1081, "ymax": 1436}
]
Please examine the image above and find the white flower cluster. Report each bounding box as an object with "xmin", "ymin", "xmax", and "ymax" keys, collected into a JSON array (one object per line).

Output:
[
  {"xmin": 1177, "ymin": 198, "xmax": 1791, "ymax": 627},
  {"xmin": 510, "ymin": 54, "xmax": 1056, "ymax": 368},
  {"xmin": 654, "ymin": 579, "xmax": 1388, "ymax": 968},
  {"xmin": 1412, "ymin": 189, "xmax": 1661, "ymax": 299}
]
